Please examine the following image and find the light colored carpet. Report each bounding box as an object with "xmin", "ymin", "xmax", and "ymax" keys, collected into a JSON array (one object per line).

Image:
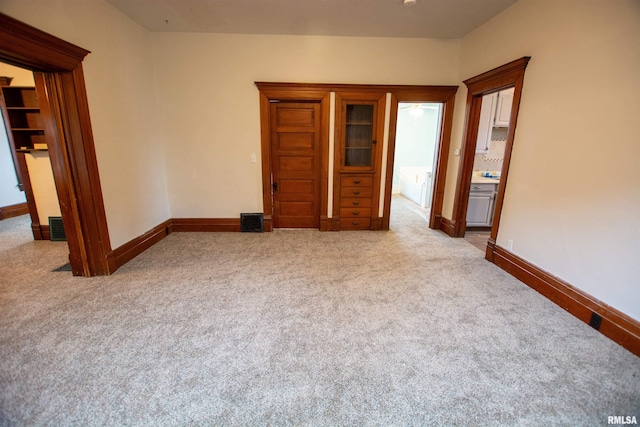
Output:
[{"xmin": 1, "ymin": 199, "xmax": 639, "ymax": 426}]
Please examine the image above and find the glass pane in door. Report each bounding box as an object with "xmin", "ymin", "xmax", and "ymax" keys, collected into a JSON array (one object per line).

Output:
[{"xmin": 345, "ymin": 104, "xmax": 374, "ymax": 167}]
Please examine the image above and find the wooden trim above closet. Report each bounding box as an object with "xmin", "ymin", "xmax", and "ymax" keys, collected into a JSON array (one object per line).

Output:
[{"xmin": 0, "ymin": 13, "xmax": 88, "ymax": 70}]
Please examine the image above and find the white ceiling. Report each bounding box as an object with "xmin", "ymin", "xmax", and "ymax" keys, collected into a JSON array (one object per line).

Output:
[{"xmin": 105, "ymin": 0, "xmax": 518, "ymax": 39}]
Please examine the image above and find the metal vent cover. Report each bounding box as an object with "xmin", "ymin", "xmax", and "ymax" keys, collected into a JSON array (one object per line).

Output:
[
  {"xmin": 240, "ymin": 213, "xmax": 264, "ymax": 233},
  {"xmin": 48, "ymin": 216, "xmax": 66, "ymax": 241}
]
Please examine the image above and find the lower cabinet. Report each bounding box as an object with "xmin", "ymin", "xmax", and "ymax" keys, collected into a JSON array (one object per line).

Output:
[
  {"xmin": 338, "ymin": 174, "xmax": 374, "ymax": 230},
  {"xmin": 466, "ymin": 183, "xmax": 497, "ymax": 227}
]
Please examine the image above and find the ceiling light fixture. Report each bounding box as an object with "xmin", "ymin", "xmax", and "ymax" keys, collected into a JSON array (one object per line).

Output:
[
  {"xmin": 409, "ymin": 104, "xmax": 424, "ymax": 116},
  {"xmin": 404, "ymin": 0, "xmax": 417, "ymax": 6}
]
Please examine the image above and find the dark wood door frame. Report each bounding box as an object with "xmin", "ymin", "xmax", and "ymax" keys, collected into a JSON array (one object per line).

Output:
[
  {"xmin": 382, "ymin": 86, "xmax": 458, "ymax": 230},
  {"xmin": 0, "ymin": 13, "xmax": 114, "ymax": 275},
  {"xmin": 450, "ymin": 57, "xmax": 531, "ymax": 260},
  {"xmin": 255, "ymin": 83, "xmax": 331, "ymax": 232}
]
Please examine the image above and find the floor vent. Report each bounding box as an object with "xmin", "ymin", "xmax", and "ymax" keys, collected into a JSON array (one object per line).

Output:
[
  {"xmin": 240, "ymin": 213, "xmax": 264, "ymax": 232},
  {"xmin": 48, "ymin": 216, "xmax": 66, "ymax": 241},
  {"xmin": 589, "ymin": 312, "xmax": 603, "ymax": 330}
]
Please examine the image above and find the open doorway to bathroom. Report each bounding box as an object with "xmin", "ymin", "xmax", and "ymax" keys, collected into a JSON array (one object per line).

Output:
[{"xmin": 390, "ymin": 102, "xmax": 443, "ymax": 227}]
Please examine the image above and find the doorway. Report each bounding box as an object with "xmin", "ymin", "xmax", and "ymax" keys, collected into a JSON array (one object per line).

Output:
[
  {"xmin": 0, "ymin": 12, "xmax": 113, "ymax": 275},
  {"xmin": 390, "ymin": 102, "xmax": 443, "ymax": 225},
  {"xmin": 451, "ymin": 57, "xmax": 531, "ymax": 260},
  {"xmin": 0, "ymin": 62, "xmax": 64, "ymax": 243},
  {"xmin": 463, "ymin": 87, "xmax": 514, "ymax": 250}
]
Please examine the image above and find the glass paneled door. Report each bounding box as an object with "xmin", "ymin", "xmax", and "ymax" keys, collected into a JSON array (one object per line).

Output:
[{"xmin": 344, "ymin": 104, "xmax": 374, "ymax": 168}]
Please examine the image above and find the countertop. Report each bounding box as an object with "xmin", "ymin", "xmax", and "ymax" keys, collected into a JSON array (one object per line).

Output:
[{"xmin": 471, "ymin": 175, "xmax": 500, "ymax": 184}]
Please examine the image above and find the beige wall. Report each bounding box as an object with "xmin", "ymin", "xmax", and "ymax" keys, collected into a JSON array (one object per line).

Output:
[
  {"xmin": 152, "ymin": 33, "xmax": 460, "ymax": 217},
  {"xmin": 443, "ymin": 0, "xmax": 640, "ymax": 320},
  {"xmin": 0, "ymin": 63, "xmax": 34, "ymax": 86},
  {"xmin": 25, "ymin": 152, "xmax": 61, "ymax": 222},
  {"xmin": 0, "ymin": 0, "xmax": 171, "ymax": 248}
]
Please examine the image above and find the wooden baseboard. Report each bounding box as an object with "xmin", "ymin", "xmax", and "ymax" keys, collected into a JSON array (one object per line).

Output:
[
  {"xmin": 109, "ymin": 217, "xmax": 248, "ymax": 272},
  {"xmin": 31, "ymin": 222, "xmax": 43, "ymax": 240},
  {"xmin": 0, "ymin": 202, "xmax": 28, "ymax": 220},
  {"xmin": 490, "ymin": 244, "xmax": 640, "ymax": 357},
  {"xmin": 320, "ymin": 216, "xmax": 332, "ymax": 231},
  {"xmin": 112, "ymin": 219, "xmax": 172, "ymax": 269},
  {"xmin": 40, "ymin": 224, "xmax": 50, "ymax": 240},
  {"xmin": 437, "ymin": 216, "xmax": 456, "ymax": 237},
  {"xmin": 371, "ymin": 217, "xmax": 384, "ymax": 231},
  {"xmin": 172, "ymin": 218, "xmax": 241, "ymax": 232},
  {"xmin": 263, "ymin": 215, "xmax": 273, "ymax": 232}
]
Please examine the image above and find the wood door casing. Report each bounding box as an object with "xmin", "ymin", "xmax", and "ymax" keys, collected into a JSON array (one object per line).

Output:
[
  {"xmin": 0, "ymin": 13, "xmax": 114, "ymax": 276},
  {"xmin": 452, "ymin": 57, "xmax": 530, "ymax": 249},
  {"xmin": 270, "ymin": 102, "xmax": 321, "ymax": 228}
]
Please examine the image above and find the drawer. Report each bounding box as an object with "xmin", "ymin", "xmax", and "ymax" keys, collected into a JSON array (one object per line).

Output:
[
  {"xmin": 340, "ymin": 207, "xmax": 372, "ymax": 218},
  {"xmin": 340, "ymin": 197, "xmax": 373, "ymax": 208},
  {"xmin": 340, "ymin": 218, "xmax": 371, "ymax": 230},
  {"xmin": 340, "ymin": 187, "xmax": 373, "ymax": 198},
  {"xmin": 341, "ymin": 175, "xmax": 373, "ymax": 187},
  {"xmin": 469, "ymin": 183, "xmax": 497, "ymax": 193}
]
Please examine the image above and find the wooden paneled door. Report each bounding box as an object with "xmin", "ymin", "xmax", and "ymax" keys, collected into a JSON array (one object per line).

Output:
[{"xmin": 270, "ymin": 102, "xmax": 321, "ymax": 228}]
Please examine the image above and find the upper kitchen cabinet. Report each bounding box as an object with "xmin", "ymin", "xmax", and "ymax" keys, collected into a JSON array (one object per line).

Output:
[
  {"xmin": 475, "ymin": 87, "xmax": 514, "ymax": 153},
  {"xmin": 494, "ymin": 87, "xmax": 514, "ymax": 127},
  {"xmin": 475, "ymin": 92, "xmax": 497, "ymax": 154}
]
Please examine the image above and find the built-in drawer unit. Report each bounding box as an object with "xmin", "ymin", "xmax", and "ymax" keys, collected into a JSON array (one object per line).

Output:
[
  {"xmin": 340, "ymin": 186, "xmax": 374, "ymax": 199},
  {"xmin": 340, "ymin": 198, "xmax": 372, "ymax": 208},
  {"xmin": 339, "ymin": 207, "xmax": 372, "ymax": 219},
  {"xmin": 338, "ymin": 174, "xmax": 374, "ymax": 230},
  {"xmin": 339, "ymin": 217, "xmax": 372, "ymax": 230},
  {"xmin": 341, "ymin": 175, "xmax": 374, "ymax": 187}
]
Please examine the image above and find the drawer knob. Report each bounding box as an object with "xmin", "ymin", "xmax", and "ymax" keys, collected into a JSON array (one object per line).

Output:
[
  {"xmin": 352, "ymin": 211, "xmax": 359, "ymax": 215},
  {"xmin": 351, "ymin": 221, "xmax": 359, "ymax": 225},
  {"xmin": 352, "ymin": 201, "xmax": 360, "ymax": 205},
  {"xmin": 353, "ymin": 191, "xmax": 360, "ymax": 195},
  {"xmin": 353, "ymin": 180, "xmax": 361, "ymax": 184}
]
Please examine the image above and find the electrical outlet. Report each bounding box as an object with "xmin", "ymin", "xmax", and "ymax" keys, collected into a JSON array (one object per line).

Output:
[
  {"xmin": 250, "ymin": 152, "xmax": 257, "ymax": 163},
  {"xmin": 507, "ymin": 239, "xmax": 514, "ymax": 251}
]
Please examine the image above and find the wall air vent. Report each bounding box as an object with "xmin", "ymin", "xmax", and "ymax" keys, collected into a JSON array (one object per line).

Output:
[
  {"xmin": 589, "ymin": 312, "xmax": 603, "ymax": 330},
  {"xmin": 240, "ymin": 213, "xmax": 264, "ymax": 232},
  {"xmin": 48, "ymin": 216, "xmax": 66, "ymax": 241}
]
